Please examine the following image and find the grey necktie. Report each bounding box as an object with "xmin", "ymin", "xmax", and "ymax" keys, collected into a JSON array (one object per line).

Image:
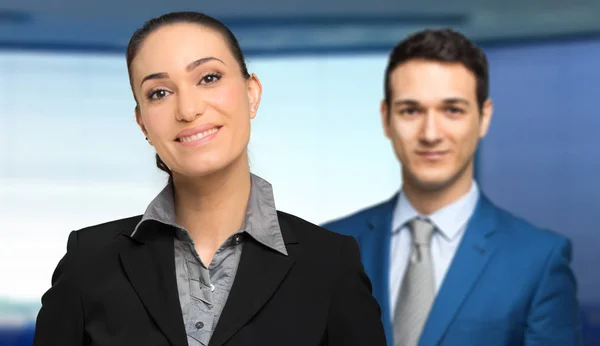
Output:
[{"xmin": 393, "ymin": 218, "xmax": 436, "ymax": 346}]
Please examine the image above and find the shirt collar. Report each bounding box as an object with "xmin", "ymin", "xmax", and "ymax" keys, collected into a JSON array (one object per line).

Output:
[
  {"xmin": 392, "ymin": 181, "xmax": 480, "ymax": 241},
  {"xmin": 131, "ymin": 173, "xmax": 287, "ymax": 256}
]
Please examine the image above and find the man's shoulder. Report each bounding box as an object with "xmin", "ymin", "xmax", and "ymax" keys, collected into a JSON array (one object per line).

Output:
[
  {"xmin": 321, "ymin": 197, "xmax": 396, "ymax": 237},
  {"xmin": 488, "ymin": 200, "xmax": 570, "ymax": 252}
]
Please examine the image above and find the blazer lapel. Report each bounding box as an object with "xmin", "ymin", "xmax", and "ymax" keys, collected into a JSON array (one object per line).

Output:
[
  {"xmin": 208, "ymin": 215, "xmax": 297, "ymax": 346},
  {"xmin": 419, "ymin": 196, "xmax": 499, "ymax": 346},
  {"xmin": 364, "ymin": 195, "xmax": 397, "ymax": 342},
  {"xmin": 120, "ymin": 221, "xmax": 188, "ymax": 346}
]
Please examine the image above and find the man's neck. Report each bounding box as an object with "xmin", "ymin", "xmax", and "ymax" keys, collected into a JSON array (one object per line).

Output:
[{"xmin": 402, "ymin": 173, "xmax": 474, "ymax": 216}]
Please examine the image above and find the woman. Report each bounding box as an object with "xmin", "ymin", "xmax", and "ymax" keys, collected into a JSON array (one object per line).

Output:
[{"xmin": 33, "ymin": 11, "xmax": 386, "ymax": 346}]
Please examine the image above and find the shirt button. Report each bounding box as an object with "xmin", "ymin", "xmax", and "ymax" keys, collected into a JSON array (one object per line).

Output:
[{"xmin": 195, "ymin": 321, "xmax": 204, "ymax": 329}]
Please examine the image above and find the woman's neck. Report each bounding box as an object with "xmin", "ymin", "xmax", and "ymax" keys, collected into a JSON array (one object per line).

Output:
[{"xmin": 172, "ymin": 154, "xmax": 251, "ymax": 264}]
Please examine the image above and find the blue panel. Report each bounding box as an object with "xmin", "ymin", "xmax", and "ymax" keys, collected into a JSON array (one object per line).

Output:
[
  {"xmin": 0, "ymin": 13, "xmax": 468, "ymax": 55},
  {"xmin": 477, "ymin": 39, "xmax": 600, "ymax": 345},
  {"xmin": 0, "ymin": 324, "xmax": 34, "ymax": 346},
  {"xmin": 1, "ymin": 17, "xmax": 600, "ymax": 57}
]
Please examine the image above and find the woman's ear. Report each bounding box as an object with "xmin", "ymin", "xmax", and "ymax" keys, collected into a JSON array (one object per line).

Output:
[
  {"xmin": 247, "ymin": 73, "xmax": 262, "ymax": 119},
  {"xmin": 135, "ymin": 105, "xmax": 151, "ymax": 145}
]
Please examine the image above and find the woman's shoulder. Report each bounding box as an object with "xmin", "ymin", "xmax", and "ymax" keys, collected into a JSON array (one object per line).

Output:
[
  {"xmin": 72, "ymin": 215, "xmax": 143, "ymax": 250},
  {"xmin": 48, "ymin": 216, "xmax": 144, "ymax": 286},
  {"xmin": 276, "ymin": 210, "xmax": 351, "ymax": 247},
  {"xmin": 275, "ymin": 210, "xmax": 362, "ymax": 274}
]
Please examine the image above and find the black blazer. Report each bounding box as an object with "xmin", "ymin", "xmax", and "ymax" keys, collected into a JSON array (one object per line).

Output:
[{"xmin": 33, "ymin": 211, "xmax": 387, "ymax": 346}]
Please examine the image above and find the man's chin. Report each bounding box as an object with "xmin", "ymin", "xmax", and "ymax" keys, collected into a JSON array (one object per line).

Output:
[
  {"xmin": 408, "ymin": 173, "xmax": 455, "ymax": 193},
  {"xmin": 403, "ymin": 160, "xmax": 474, "ymax": 195},
  {"xmin": 416, "ymin": 180, "xmax": 452, "ymax": 193}
]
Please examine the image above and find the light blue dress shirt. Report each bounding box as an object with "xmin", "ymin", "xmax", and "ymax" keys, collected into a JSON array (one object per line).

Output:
[{"xmin": 389, "ymin": 181, "xmax": 480, "ymax": 316}]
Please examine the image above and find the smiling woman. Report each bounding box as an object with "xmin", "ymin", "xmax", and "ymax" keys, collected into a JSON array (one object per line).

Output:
[
  {"xmin": 126, "ymin": 13, "xmax": 254, "ymax": 183},
  {"xmin": 31, "ymin": 11, "xmax": 387, "ymax": 346}
]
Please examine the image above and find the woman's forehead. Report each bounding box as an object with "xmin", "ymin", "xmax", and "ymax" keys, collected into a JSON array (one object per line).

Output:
[{"xmin": 132, "ymin": 23, "xmax": 234, "ymax": 76}]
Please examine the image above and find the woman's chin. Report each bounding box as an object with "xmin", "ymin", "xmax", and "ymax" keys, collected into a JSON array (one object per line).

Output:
[
  {"xmin": 173, "ymin": 160, "xmax": 245, "ymax": 180},
  {"xmin": 167, "ymin": 146, "xmax": 249, "ymax": 181},
  {"xmin": 174, "ymin": 166, "xmax": 225, "ymax": 179}
]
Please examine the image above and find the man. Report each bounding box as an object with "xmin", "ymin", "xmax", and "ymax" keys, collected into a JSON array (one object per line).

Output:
[{"xmin": 323, "ymin": 29, "xmax": 581, "ymax": 346}]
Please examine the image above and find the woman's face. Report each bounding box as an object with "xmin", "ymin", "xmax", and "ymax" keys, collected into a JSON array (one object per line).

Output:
[{"xmin": 130, "ymin": 22, "xmax": 261, "ymax": 179}]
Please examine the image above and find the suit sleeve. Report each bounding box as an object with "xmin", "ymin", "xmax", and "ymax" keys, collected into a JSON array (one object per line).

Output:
[
  {"xmin": 525, "ymin": 237, "xmax": 582, "ymax": 346},
  {"xmin": 33, "ymin": 230, "xmax": 85, "ymax": 346},
  {"xmin": 326, "ymin": 235, "xmax": 387, "ymax": 345}
]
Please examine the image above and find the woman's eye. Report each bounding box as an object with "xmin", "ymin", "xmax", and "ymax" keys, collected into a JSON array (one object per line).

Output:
[
  {"xmin": 199, "ymin": 73, "xmax": 222, "ymax": 85},
  {"xmin": 147, "ymin": 89, "xmax": 170, "ymax": 100}
]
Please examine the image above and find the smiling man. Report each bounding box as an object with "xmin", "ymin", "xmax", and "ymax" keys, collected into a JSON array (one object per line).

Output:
[{"xmin": 323, "ymin": 29, "xmax": 582, "ymax": 346}]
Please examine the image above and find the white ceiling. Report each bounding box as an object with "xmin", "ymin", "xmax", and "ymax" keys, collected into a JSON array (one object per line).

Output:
[{"xmin": 2, "ymin": 0, "xmax": 600, "ymax": 54}]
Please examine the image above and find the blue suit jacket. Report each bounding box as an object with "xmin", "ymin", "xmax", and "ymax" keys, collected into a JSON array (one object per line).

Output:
[{"xmin": 323, "ymin": 193, "xmax": 582, "ymax": 346}]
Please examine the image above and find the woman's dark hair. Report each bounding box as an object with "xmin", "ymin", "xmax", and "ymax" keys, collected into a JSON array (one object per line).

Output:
[
  {"xmin": 384, "ymin": 28, "xmax": 489, "ymax": 115},
  {"xmin": 126, "ymin": 11, "xmax": 250, "ymax": 181}
]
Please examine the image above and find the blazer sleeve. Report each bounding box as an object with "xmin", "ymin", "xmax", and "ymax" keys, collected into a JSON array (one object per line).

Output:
[
  {"xmin": 525, "ymin": 237, "xmax": 583, "ymax": 346},
  {"xmin": 33, "ymin": 230, "xmax": 85, "ymax": 346},
  {"xmin": 325, "ymin": 235, "xmax": 387, "ymax": 345}
]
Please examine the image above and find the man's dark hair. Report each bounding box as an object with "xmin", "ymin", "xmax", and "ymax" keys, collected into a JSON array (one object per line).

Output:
[{"xmin": 384, "ymin": 28, "xmax": 489, "ymax": 113}]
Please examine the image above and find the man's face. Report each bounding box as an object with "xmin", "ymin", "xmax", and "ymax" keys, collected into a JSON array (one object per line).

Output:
[{"xmin": 381, "ymin": 59, "xmax": 492, "ymax": 192}]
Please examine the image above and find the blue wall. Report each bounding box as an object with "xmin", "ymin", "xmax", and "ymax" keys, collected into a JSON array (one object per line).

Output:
[{"xmin": 479, "ymin": 38, "xmax": 600, "ymax": 345}]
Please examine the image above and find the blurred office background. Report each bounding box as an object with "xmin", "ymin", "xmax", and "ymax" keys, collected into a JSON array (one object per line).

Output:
[{"xmin": 0, "ymin": 0, "xmax": 599, "ymax": 345}]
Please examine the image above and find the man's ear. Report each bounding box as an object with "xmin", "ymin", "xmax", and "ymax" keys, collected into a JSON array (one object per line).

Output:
[
  {"xmin": 380, "ymin": 100, "xmax": 392, "ymax": 139},
  {"xmin": 479, "ymin": 98, "xmax": 493, "ymax": 139}
]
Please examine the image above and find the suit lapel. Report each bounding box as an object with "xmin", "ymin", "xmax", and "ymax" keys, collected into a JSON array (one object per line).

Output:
[
  {"xmin": 208, "ymin": 214, "xmax": 297, "ymax": 346},
  {"xmin": 120, "ymin": 221, "xmax": 188, "ymax": 346},
  {"xmin": 364, "ymin": 196, "xmax": 397, "ymax": 342},
  {"xmin": 419, "ymin": 196, "xmax": 499, "ymax": 346}
]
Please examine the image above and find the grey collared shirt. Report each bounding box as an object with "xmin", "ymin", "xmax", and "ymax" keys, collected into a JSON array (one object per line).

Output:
[{"xmin": 131, "ymin": 174, "xmax": 287, "ymax": 346}]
